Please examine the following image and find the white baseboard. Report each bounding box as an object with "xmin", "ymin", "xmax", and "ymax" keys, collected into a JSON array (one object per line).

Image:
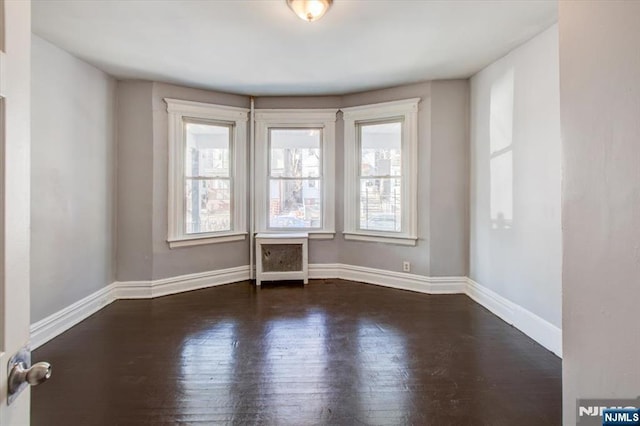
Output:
[
  {"xmin": 466, "ymin": 277, "xmax": 514, "ymax": 323},
  {"xmin": 30, "ymin": 283, "xmax": 116, "ymax": 350},
  {"xmin": 309, "ymin": 263, "xmax": 467, "ymax": 294},
  {"xmin": 313, "ymin": 266, "xmax": 561, "ymax": 357},
  {"xmin": 114, "ymin": 265, "xmax": 250, "ymax": 299},
  {"xmin": 307, "ymin": 263, "xmax": 341, "ymax": 279},
  {"xmin": 466, "ymin": 278, "xmax": 562, "ymax": 357},
  {"xmin": 30, "ymin": 266, "xmax": 250, "ymax": 349},
  {"xmin": 31, "ymin": 264, "xmax": 561, "ymax": 359}
]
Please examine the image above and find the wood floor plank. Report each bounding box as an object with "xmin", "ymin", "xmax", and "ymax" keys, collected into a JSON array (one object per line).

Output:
[{"xmin": 32, "ymin": 279, "xmax": 561, "ymax": 425}]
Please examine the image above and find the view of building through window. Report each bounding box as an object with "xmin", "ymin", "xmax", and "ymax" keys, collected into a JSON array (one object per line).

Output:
[
  {"xmin": 185, "ymin": 121, "xmax": 232, "ymax": 234},
  {"xmin": 268, "ymin": 128, "xmax": 322, "ymax": 229},
  {"xmin": 358, "ymin": 121, "xmax": 402, "ymax": 232}
]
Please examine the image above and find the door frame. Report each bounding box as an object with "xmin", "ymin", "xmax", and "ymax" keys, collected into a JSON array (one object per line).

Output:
[{"xmin": 0, "ymin": 0, "xmax": 32, "ymax": 424}]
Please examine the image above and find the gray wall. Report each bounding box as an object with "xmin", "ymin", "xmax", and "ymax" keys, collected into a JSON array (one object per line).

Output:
[
  {"xmin": 559, "ymin": 3, "xmax": 640, "ymax": 424},
  {"xmin": 116, "ymin": 81, "xmax": 469, "ymax": 281},
  {"xmin": 150, "ymin": 83, "xmax": 251, "ymax": 280},
  {"xmin": 344, "ymin": 81, "xmax": 469, "ymax": 277},
  {"xmin": 31, "ymin": 35, "xmax": 116, "ymax": 323},
  {"xmin": 116, "ymin": 82, "xmax": 252, "ymax": 281},
  {"xmin": 241, "ymin": 82, "xmax": 468, "ymax": 277},
  {"xmin": 116, "ymin": 81, "xmax": 154, "ymax": 281},
  {"xmin": 340, "ymin": 83, "xmax": 433, "ymax": 275},
  {"xmin": 430, "ymin": 81, "xmax": 469, "ymax": 277},
  {"xmin": 340, "ymin": 81, "xmax": 470, "ymax": 277},
  {"xmin": 469, "ymin": 25, "xmax": 562, "ymax": 328}
]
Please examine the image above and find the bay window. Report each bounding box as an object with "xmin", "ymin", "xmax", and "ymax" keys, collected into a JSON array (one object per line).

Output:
[
  {"xmin": 255, "ymin": 109, "xmax": 337, "ymax": 238},
  {"xmin": 342, "ymin": 98, "xmax": 419, "ymax": 245},
  {"xmin": 166, "ymin": 99, "xmax": 248, "ymax": 248}
]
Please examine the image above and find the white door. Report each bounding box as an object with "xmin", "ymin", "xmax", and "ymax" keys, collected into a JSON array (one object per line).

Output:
[{"xmin": 0, "ymin": 1, "xmax": 35, "ymax": 424}]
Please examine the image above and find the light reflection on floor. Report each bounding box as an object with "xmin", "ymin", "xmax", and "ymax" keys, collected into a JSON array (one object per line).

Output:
[
  {"xmin": 178, "ymin": 311, "xmax": 411, "ymax": 423},
  {"xmin": 264, "ymin": 311, "xmax": 328, "ymax": 423},
  {"xmin": 33, "ymin": 281, "xmax": 562, "ymax": 425},
  {"xmin": 356, "ymin": 319, "xmax": 409, "ymax": 424},
  {"xmin": 179, "ymin": 320, "xmax": 237, "ymax": 414}
]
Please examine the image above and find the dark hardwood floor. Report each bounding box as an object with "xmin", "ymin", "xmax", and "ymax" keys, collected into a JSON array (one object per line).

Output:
[{"xmin": 32, "ymin": 279, "xmax": 561, "ymax": 425}]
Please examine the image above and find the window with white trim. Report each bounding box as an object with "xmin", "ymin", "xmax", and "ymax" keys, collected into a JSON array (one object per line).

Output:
[
  {"xmin": 342, "ymin": 98, "xmax": 420, "ymax": 246},
  {"xmin": 255, "ymin": 109, "xmax": 337, "ymax": 238},
  {"xmin": 165, "ymin": 99, "xmax": 248, "ymax": 248}
]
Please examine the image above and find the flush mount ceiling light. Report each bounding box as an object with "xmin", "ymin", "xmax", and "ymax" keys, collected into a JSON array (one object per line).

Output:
[{"xmin": 287, "ymin": 0, "xmax": 333, "ymax": 22}]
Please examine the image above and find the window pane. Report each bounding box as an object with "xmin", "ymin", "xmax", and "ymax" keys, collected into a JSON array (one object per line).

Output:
[
  {"xmin": 185, "ymin": 179, "xmax": 231, "ymax": 234},
  {"xmin": 359, "ymin": 178, "xmax": 401, "ymax": 232},
  {"xmin": 185, "ymin": 122, "xmax": 230, "ymax": 178},
  {"xmin": 270, "ymin": 129, "xmax": 320, "ymax": 178},
  {"xmin": 269, "ymin": 179, "xmax": 321, "ymax": 228},
  {"xmin": 360, "ymin": 122, "xmax": 402, "ymax": 177}
]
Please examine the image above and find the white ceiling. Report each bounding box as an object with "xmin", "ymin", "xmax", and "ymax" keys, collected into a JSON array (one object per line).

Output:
[{"xmin": 32, "ymin": 0, "xmax": 557, "ymax": 96}]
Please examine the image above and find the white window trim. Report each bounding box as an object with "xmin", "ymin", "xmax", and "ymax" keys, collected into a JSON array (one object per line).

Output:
[
  {"xmin": 254, "ymin": 109, "xmax": 337, "ymax": 239},
  {"xmin": 342, "ymin": 98, "xmax": 420, "ymax": 246},
  {"xmin": 165, "ymin": 98, "xmax": 249, "ymax": 248}
]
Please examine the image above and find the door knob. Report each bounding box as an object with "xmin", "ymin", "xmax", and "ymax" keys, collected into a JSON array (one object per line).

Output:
[
  {"xmin": 8, "ymin": 361, "xmax": 52, "ymax": 393},
  {"xmin": 6, "ymin": 346, "xmax": 52, "ymax": 405}
]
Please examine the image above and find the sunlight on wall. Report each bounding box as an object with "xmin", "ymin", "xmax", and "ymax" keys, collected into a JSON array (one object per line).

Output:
[{"xmin": 489, "ymin": 69, "xmax": 515, "ymax": 229}]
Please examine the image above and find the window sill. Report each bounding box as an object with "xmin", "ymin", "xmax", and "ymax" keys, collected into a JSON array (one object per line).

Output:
[
  {"xmin": 168, "ymin": 232, "xmax": 247, "ymax": 248},
  {"xmin": 309, "ymin": 232, "xmax": 335, "ymax": 240},
  {"xmin": 256, "ymin": 231, "xmax": 335, "ymax": 240},
  {"xmin": 343, "ymin": 232, "xmax": 417, "ymax": 246}
]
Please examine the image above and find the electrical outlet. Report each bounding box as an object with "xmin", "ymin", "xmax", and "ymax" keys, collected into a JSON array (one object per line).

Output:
[{"xmin": 403, "ymin": 261, "xmax": 411, "ymax": 272}]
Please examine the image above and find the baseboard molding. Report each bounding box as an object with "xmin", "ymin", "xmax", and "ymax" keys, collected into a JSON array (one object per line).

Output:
[
  {"xmin": 114, "ymin": 265, "xmax": 251, "ymax": 299},
  {"xmin": 30, "ymin": 266, "xmax": 250, "ymax": 349},
  {"xmin": 309, "ymin": 263, "xmax": 467, "ymax": 294},
  {"xmin": 30, "ymin": 264, "xmax": 561, "ymax": 359},
  {"xmin": 466, "ymin": 278, "xmax": 562, "ymax": 357},
  {"xmin": 30, "ymin": 283, "xmax": 116, "ymax": 350},
  {"xmin": 466, "ymin": 277, "xmax": 515, "ymax": 323},
  {"xmin": 307, "ymin": 263, "xmax": 342, "ymax": 279}
]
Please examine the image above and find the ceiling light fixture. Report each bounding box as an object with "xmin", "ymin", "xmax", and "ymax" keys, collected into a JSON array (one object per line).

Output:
[{"xmin": 287, "ymin": 0, "xmax": 333, "ymax": 23}]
